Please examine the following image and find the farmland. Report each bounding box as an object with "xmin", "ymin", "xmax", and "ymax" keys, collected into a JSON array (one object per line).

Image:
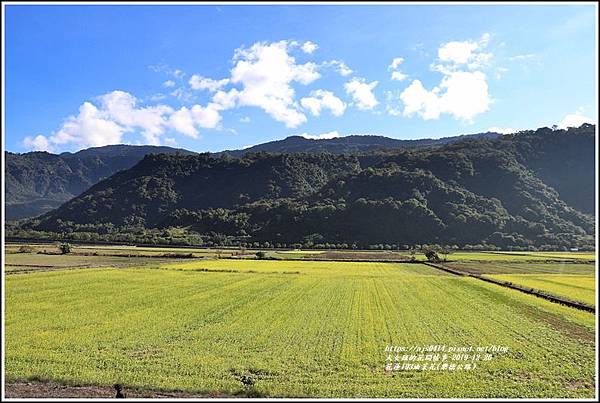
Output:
[
  {"xmin": 445, "ymin": 261, "xmax": 596, "ymax": 307},
  {"xmin": 485, "ymin": 274, "xmax": 595, "ymax": 306},
  {"xmin": 4, "ymin": 243, "xmax": 247, "ymax": 273},
  {"xmin": 3, "ymin": 244, "xmax": 596, "ymax": 398}
]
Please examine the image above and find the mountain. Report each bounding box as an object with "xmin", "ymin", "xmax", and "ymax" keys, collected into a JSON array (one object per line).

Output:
[
  {"xmin": 5, "ymin": 144, "xmax": 195, "ymax": 220},
  {"xmin": 217, "ymin": 131, "xmax": 501, "ymax": 157},
  {"xmin": 18, "ymin": 125, "xmax": 595, "ymax": 249},
  {"xmin": 4, "ymin": 132, "xmax": 500, "ymax": 221}
]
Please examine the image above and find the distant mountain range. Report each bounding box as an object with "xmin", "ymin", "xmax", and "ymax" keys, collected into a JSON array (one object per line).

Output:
[
  {"xmin": 5, "ymin": 145, "xmax": 195, "ymax": 220},
  {"xmin": 12, "ymin": 124, "xmax": 595, "ymax": 249},
  {"xmin": 5, "ymin": 131, "xmax": 501, "ymax": 220},
  {"xmin": 216, "ymin": 131, "xmax": 501, "ymax": 157}
]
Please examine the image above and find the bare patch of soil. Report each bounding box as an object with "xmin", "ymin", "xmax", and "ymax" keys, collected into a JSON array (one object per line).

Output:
[{"xmin": 4, "ymin": 380, "xmax": 231, "ymax": 398}]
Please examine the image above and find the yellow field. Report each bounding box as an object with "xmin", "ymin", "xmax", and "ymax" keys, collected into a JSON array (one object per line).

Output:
[
  {"xmin": 486, "ymin": 274, "xmax": 596, "ymax": 306},
  {"xmin": 5, "ymin": 259, "xmax": 595, "ymax": 398},
  {"xmin": 157, "ymin": 259, "xmax": 445, "ymax": 277}
]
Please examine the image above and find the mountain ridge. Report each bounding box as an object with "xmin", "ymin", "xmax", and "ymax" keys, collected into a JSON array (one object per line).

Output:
[
  {"xmin": 216, "ymin": 131, "xmax": 501, "ymax": 157},
  {"xmin": 5, "ymin": 145, "xmax": 196, "ymax": 220},
  {"xmin": 13, "ymin": 124, "xmax": 595, "ymax": 249},
  {"xmin": 5, "ymin": 131, "xmax": 501, "ymax": 220}
]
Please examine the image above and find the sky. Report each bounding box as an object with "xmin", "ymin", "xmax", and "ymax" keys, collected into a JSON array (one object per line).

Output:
[{"xmin": 4, "ymin": 3, "xmax": 598, "ymax": 153}]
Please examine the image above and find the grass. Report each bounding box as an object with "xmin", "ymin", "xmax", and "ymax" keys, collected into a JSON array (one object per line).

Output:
[
  {"xmin": 5, "ymin": 258, "xmax": 595, "ymax": 398},
  {"xmin": 157, "ymin": 259, "xmax": 442, "ymax": 277},
  {"xmin": 443, "ymin": 252, "xmax": 595, "ymax": 262},
  {"xmin": 4, "ymin": 243, "xmax": 242, "ymax": 259},
  {"xmin": 6, "ymin": 243, "xmax": 595, "ymax": 263},
  {"xmin": 445, "ymin": 262, "xmax": 596, "ymax": 275},
  {"xmin": 4, "ymin": 252, "xmax": 198, "ymax": 273},
  {"xmin": 489, "ymin": 251, "xmax": 596, "ymax": 260},
  {"xmin": 486, "ymin": 274, "xmax": 596, "ymax": 307}
]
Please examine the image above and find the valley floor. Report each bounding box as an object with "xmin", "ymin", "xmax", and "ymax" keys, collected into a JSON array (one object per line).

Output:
[{"xmin": 3, "ymin": 244, "xmax": 597, "ymax": 398}]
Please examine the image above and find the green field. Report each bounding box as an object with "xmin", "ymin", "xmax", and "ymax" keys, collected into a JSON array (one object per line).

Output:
[
  {"xmin": 489, "ymin": 251, "xmax": 596, "ymax": 260},
  {"xmin": 158, "ymin": 259, "xmax": 437, "ymax": 276},
  {"xmin": 4, "ymin": 249, "xmax": 204, "ymax": 273},
  {"xmin": 443, "ymin": 251, "xmax": 595, "ymax": 262},
  {"xmin": 445, "ymin": 262, "xmax": 596, "ymax": 275},
  {"xmin": 443, "ymin": 261, "xmax": 596, "ymax": 308},
  {"xmin": 4, "ymin": 243, "xmax": 244, "ymax": 258},
  {"xmin": 486, "ymin": 274, "xmax": 596, "ymax": 306},
  {"xmin": 5, "ymin": 255, "xmax": 596, "ymax": 398}
]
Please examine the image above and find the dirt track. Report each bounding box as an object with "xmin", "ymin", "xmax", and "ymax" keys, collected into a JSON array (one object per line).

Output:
[{"xmin": 4, "ymin": 380, "xmax": 231, "ymax": 398}]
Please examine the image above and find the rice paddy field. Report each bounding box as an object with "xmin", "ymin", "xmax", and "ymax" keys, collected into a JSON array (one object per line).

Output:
[
  {"xmin": 486, "ymin": 274, "xmax": 595, "ymax": 306},
  {"xmin": 4, "ymin": 243, "xmax": 244, "ymax": 258},
  {"xmin": 3, "ymin": 244, "xmax": 597, "ymax": 398},
  {"xmin": 441, "ymin": 251, "xmax": 595, "ymax": 262},
  {"xmin": 446, "ymin": 261, "xmax": 596, "ymax": 307}
]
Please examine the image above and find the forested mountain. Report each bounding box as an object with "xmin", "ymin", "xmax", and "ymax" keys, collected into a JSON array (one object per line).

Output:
[
  {"xmin": 5, "ymin": 145, "xmax": 196, "ymax": 220},
  {"xmin": 217, "ymin": 131, "xmax": 500, "ymax": 157},
  {"xmin": 4, "ymin": 132, "xmax": 499, "ymax": 220},
  {"xmin": 15, "ymin": 124, "xmax": 595, "ymax": 249}
]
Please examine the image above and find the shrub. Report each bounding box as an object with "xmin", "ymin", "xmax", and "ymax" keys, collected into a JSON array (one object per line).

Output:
[
  {"xmin": 424, "ymin": 249, "xmax": 441, "ymax": 263},
  {"xmin": 59, "ymin": 243, "xmax": 72, "ymax": 254}
]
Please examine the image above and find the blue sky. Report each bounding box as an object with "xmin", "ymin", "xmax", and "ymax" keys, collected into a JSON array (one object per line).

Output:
[{"xmin": 4, "ymin": 3, "xmax": 597, "ymax": 153}]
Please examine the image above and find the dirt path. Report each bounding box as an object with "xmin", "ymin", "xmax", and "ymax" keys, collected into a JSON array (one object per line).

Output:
[{"xmin": 4, "ymin": 380, "xmax": 231, "ymax": 398}]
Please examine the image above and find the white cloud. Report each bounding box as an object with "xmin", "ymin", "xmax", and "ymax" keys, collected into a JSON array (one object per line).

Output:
[
  {"xmin": 22, "ymin": 134, "xmax": 53, "ymax": 152},
  {"xmin": 98, "ymin": 91, "xmax": 173, "ymax": 145},
  {"xmin": 399, "ymin": 71, "xmax": 490, "ymax": 121},
  {"xmin": 436, "ymin": 33, "xmax": 492, "ymax": 71},
  {"xmin": 167, "ymin": 103, "xmax": 223, "ymax": 138},
  {"xmin": 335, "ymin": 61, "xmax": 352, "ymax": 76},
  {"xmin": 558, "ymin": 109, "xmax": 595, "ymax": 129},
  {"xmin": 301, "ymin": 41, "xmax": 318, "ymax": 54},
  {"xmin": 189, "ymin": 75, "xmax": 230, "ymax": 92},
  {"xmin": 323, "ymin": 60, "xmax": 353, "ymax": 77},
  {"xmin": 164, "ymin": 137, "xmax": 177, "ymax": 146},
  {"xmin": 388, "ymin": 57, "xmax": 408, "ymax": 81},
  {"xmin": 211, "ymin": 88, "xmax": 239, "ymax": 110},
  {"xmin": 25, "ymin": 39, "xmax": 391, "ymax": 151},
  {"xmin": 50, "ymin": 101, "xmax": 128, "ymax": 147},
  {"xmin": 22, "ymin": 90, "xmax": 226, "ymax": 151},
  {"xmin": 168, "ymin": 107, "xmax": 198, "ymax": 138},
  {"xmin": 227, "ymin": 40, "xmax": 320, "ymax": 128},
  {"xmin": 337, "ymin": 63, "xmax": 353, "ymax": 77},
  {"xmin": 389, "ymin": 57, "xmax": 404, "ymax": 70},
  {"xmin": 240, "ymin": 116, "xmax": 251, "ymax": 123},
  {"xmin": 509, "ymin": 54, "xmax": 536, "ymax": 61},
  {"xmin": 488, "ymin": 126, "xmax": 518, "ymax": 134},
  {"xmin": 149, "ymin": 93, "xmax": 167, "ymax": 101},
  {"xmin": 191, "ymin": 103, "xmax": 222, "ymax": 129},
  {"xmin": 391, "ymin": 71, "xmax": 408, "ymax": 81},
  {"xmin": 297, "ymin": 130, "xmax": 341, "ymax": 140},
  {"xmin": 300, "ymin": 90, "xmax": 346, "ymax": 117},
  {"xmin": 386, "ymin": 106, "xmax": 403, "ymax": 117},
  {"xmin": 344, "ymin": 78, "xmax": 379, "ymax": 110},
  {"xmin": 438, "ymin": 40, "xmax": 479, "ymax": 65},
  {"xmin": 436, "ymin": 71, "xmax": 490, "ymax": 121},
  {"xmin": 399, "ymin": 80, "xmax": 441, "ymax": 120},
  {"xmin": 398, "ymin": 34, "xmax": 493, "ymax": 122},
  {"xmin": 170, "ymin": 87, "xmax": 195, "ymax": 103},
  {"xmin": 172, "ymin": 69, "xmax": 185, "ymax": 79},
  {"xmin": 149, "ymin": 64, "xmax": 186, "ymax": 79},
  {"xmin": 153, "ymin": 40, "xmax": 345, "ymax": 130}
]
